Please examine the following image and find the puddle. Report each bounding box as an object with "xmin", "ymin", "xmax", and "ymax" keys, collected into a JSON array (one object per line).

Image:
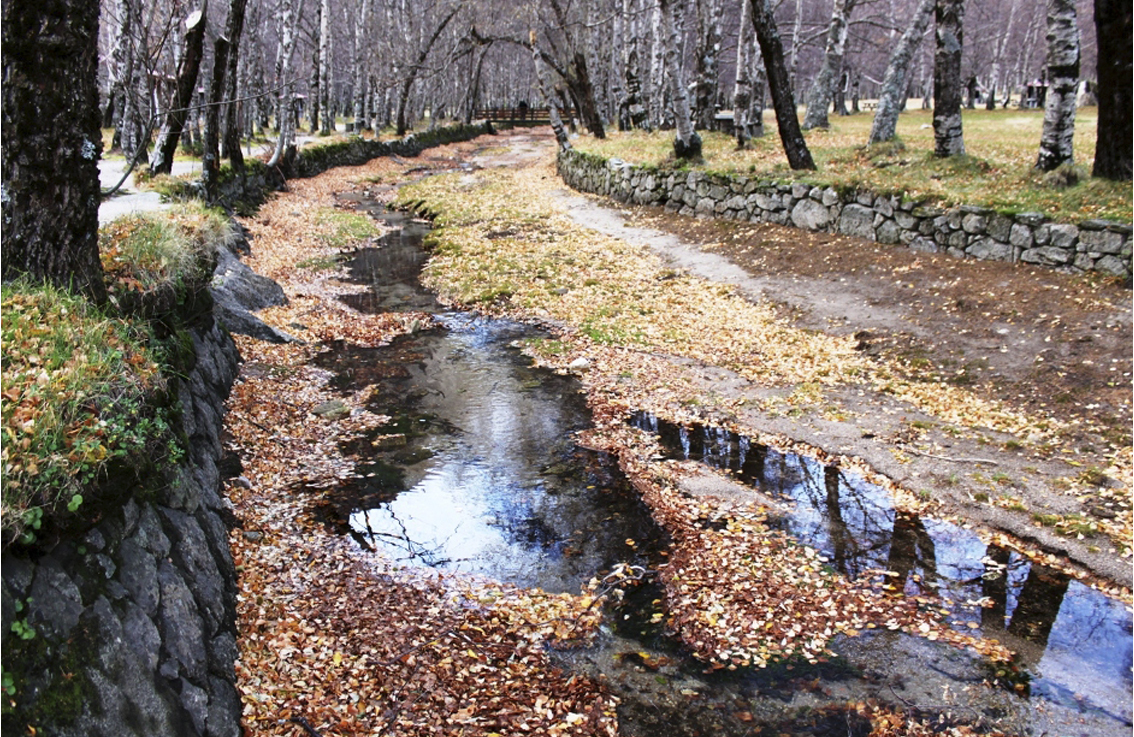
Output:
[
  {"xmin": 311, "ymin": 320, "xmax": 662, "ymax": 593},
  {"xmin": 629, "ymin": 411, "xmax": 1133, "ymax": 731},
  {"xmin": 309, "ymin": 190, "xmax": 1131, "ymax": 736},
  {"xmin": 310, "ymin": 196, "xmax": 663, "ymax": 593}
]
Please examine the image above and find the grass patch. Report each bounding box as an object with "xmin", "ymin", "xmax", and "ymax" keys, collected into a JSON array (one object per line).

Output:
[
  {"xmin": 573, "ymin": 108, "xmax": 1131, "ymax": 223},
  {"xmin": 100, "ymin": 202, "xmax": 233, "ymax": 292},
  {"xmin": 1, "ymin": 282, "xmax": 176, "ymax": 546},
  {"xmin": 315, "ymin": 209, "xmax": 380, "ymax": 248},
  {"xmin": 3, "ymin": 204, "xmax": 237, "ymax": 547}
]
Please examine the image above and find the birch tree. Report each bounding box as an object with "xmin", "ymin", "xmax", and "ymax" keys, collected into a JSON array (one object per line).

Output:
[
  {"xmin": 648, "ymin": 0, "xmax": 666, "ymax": 128},
  {"xmin": 395, "ymin": 6, "xmax": 460, "ymax": 136},
  {"xmin": 531, "ymin": 30, "xmax": 572, "ymax": 151},
  {"xmin": 802, "ymin": 0, "xmax": 858, "ymax": 130},
  {"xmin": 150, "ymin": 1, "xmax": 209, "ymax": 175},
  {"xmin": 732, "ymin": 0, "xmax": 765, "ymax": 147},
  {"xmin": 318, "ymin": 0, "xmax": 335, "ymax": 133},
  {"xmin": 1034, "ymin": 0, "xmax": 1079, "ymax": 171},
  {"xmin": 748, "ymin": 0, "xmax": 816, "ymax": 169},
  {"xmin": 932, "ymin": 0, "xmax": 965, "ymax": 157},
  {"xmin": 692, "ymin": 0, "xmax": 724, "ymax": 129},
  {"xmin": 352, "ymin": 0, "xmax": 372, "ymax": 132},
  {"xmin": 2, "ymin": 0, "xmax": 106, "ymax": 302},
  {"xmin": 868, "ymin": 0, "xmax": 934, "ymax": 144},
  {"xmin": 659, "ymin": 0, "xmax": 701, "ymax": 158},
  {"xmin": 110, "ymin": 0, "xmax": 150, "ymax": 161},
  {"xmin": 268, "ymin": 0, "xmax": 304, "ymax": 170},
  {"xmin": 1091, "ymin": 0, "xmax": 1131, "ymax": 180},
  {"xmin": 619, "ymin": 0, "xmax": 650, "ymax": 129},
  {"xmin": 984, "ymin": 0, "xmax": 1020, "ymax": 109}
]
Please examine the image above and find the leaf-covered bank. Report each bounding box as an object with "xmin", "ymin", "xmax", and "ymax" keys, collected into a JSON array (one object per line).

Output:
[{"xmin": 397, "ymin": 135, "xmax": 1132, "ymax": 665}]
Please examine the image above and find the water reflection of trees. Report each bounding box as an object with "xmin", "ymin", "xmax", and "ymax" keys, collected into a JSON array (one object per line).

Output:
[{"xmin": 981, "ymin": 546, "xmax": 1070, "ymax": 667}]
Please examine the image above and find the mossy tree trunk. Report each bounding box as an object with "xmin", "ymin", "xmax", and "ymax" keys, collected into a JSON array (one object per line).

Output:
[{"xmin": 1, "ymin": 0, "xmax": 107, "ymax": 303}]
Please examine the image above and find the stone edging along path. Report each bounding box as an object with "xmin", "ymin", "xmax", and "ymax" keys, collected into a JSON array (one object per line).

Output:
[{"xmin": 556, "ymin": 148, "xmax": 1133, "ymax": 281}]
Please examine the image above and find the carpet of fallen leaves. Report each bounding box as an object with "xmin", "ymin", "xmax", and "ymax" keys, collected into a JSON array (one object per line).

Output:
[
  {"xmin": 224, "ymin": 131, "xmax": 1124, "ymax": 737},
  {"xmin": 226, "ymin": 153, "xmax": 623, "ymax": 736},
  {"xmin": 400, "ymin": 147, "xmax": 1131, "ymax": 565}
]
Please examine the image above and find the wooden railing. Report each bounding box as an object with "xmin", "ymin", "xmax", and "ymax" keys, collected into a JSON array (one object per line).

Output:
[{"xmin": 475, "ymin": 107, "xmax": 553, "ymax": 123}]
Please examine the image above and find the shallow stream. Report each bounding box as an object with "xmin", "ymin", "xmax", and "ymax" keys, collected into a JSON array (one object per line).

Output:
[{"xmin": 312, "ymin": 190, "xmax": 1132, "ymax": 736}]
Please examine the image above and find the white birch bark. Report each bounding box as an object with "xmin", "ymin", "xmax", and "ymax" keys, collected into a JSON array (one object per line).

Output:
[
  {"xmin": 985, "ymin": 0, "xmax": 1020, "ymax": 109},
  {"xmin": 531, "ymin": 29, "xmax": 572, "ymax": 151},
  {"xmin": 802, "ymin": 0, "xmax": 858, "ymax": 130},
  {"xmin": 317, "ymin": 0, "xmax": 333, "ymax": 133},
  {"xmin": 933, "ymin": 0, "xmax": 965, "ymax": 157},
  {"xmin": 267, "ymin": 0, "xmax": 304, "ymax": 168},
  {"xmin": 1035, "ymin": 0, "xmax": 1079, "ymax": 170},
  {"xmin": 787, "ymin": 0, "xmax": 804, "ymax": 90},
  {"xmin": 868, "ymin": 0, "xmax": 934, "ymax": 144},
  {"xmin": 693, "ymin": 0, "xmax": 723, "ymax": 129},
  {"xmin": 352, "ymin": 0, "xmax": 372, "ymax": 132},
  {"xmin": 659, "ymin": 0, "xmax": 700, "ymax": 157},
  {"xmin": 648, "ymin": 0, "xmax": 666, "ymax": 128}
]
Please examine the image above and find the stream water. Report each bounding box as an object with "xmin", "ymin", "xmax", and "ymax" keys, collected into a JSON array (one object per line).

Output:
[{"xmin": 312, "ymin": 190, "xmax": 1132, "ymax": 736}]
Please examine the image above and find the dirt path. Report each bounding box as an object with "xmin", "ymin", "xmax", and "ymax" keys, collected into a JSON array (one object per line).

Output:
[{"xmin": 441, "ymin": 128, "xmax": 1133, "ymax": 589}]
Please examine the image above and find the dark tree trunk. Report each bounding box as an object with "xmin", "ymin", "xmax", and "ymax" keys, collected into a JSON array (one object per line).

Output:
[
  {"xmin": 1091, "ymin": 0, "xmax": 1132, "ymax": 180},
  {"xmin": 396, "ymin": 8, "xmax": 459, "ymax": 136},
  {"xmin": 1035, "ymin": 0, "xmax": 1079, "ymax": 171},
  {"xmin": 308, "ymin": 0, "xmax": 322, "ymax": 134},
  {"xmin": 748, "ymin": 0, "xmax": 816, "ymax": 170},
  {"xmin": 150, "ymin": 2, "xmax": 209, "ymax": 175},
  {"xmin": 565, "ymin": 51, "xmax": 606, "ymax": 139},
  {"xmin": 933, "ymin": 0, "xmax": 965, "ymax": 157},
  {"xmin": 221, "ymin": 0, "xmax": 248, "ymax": 171},
  {"xmin": 2, "ymin": 0, "xmax": 107, "ymax": 302},
  {"xmin": 203, "ymin": 36, "xmax": 230, "ymax": 200},
  {"xmin": 869, "ymin": 0, "xmax": 934, "ymax": 144}
]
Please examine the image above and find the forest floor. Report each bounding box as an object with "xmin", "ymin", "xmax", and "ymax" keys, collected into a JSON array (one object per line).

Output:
[{"xmin": 223, "ymin": 127, "xmax": 1132, "ymax": 737}]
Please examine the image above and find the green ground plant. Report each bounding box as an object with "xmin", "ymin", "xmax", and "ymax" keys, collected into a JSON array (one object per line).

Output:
[
  {"xmin": 2, "ymin": 204, "xmax": 234, "ymax": 546},
  {"xmin": 1, "ymin": 281, "xmax": 173, "ymax": 545},
  {"xmin": 574, "ymin": 108, "xmax": 1131, "ymax": 223}
]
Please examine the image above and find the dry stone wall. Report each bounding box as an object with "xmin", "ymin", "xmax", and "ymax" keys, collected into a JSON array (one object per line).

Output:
[
  {"xmin": 1, "ymin": 304, "xmax": 242, "ymax": 737},
  {"xmin": 557, "ymin": 149, "xmax": 1132, "ymax": 280}
]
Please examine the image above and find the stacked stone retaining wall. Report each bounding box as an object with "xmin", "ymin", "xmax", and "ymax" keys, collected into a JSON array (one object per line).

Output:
[
  {"xmin": 557, "ymin": 149, "xmax": 1132, "ymax": 280},
  {"xmin": 1, "ymin": 319, "xmax": 242, "ymax": 736},
  {"xmin": 210, "ymin": 122, "xmax": 495, "ymax": 212}
]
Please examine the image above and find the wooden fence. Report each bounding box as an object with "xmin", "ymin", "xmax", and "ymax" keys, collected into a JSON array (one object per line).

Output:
[{"xmin": 475, "ymin": 107, "xmax": 553, "ymax": 124}]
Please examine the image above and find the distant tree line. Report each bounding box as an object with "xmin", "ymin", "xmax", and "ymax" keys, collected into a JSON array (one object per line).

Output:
[{"xmin": 89, "ymin": 0, "xmax": 1128, "ymax": 178}]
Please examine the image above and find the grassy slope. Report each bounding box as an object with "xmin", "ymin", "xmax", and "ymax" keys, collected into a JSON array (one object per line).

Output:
[{"xmin": 575, "ymin": 107, "xmax": 1132, "ymax": 224}]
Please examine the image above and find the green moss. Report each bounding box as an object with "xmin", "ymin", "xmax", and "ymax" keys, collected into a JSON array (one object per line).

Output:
[{"xmin": 2, "ymin": 611, "xmax": 96, "ymax": 734}]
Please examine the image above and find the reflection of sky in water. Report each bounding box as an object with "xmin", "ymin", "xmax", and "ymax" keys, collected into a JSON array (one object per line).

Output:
[
  {"xmin": 637, "ymin": 413, "xmax": 1134, "ymax": 720},
  {"xmin": 351, "ymin": 461, "xmax": 562, "ymax": 585},
  {"xmin": 341, "ymin": 316, "xmax": 654, "ymax": 595}
]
